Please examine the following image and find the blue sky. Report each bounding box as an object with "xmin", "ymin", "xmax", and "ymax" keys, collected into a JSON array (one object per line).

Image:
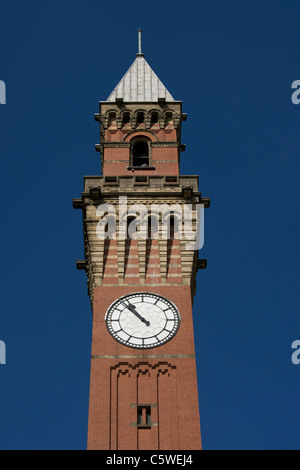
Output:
[{"xmin": 0, "ymin": 0, "xmax": 299, "ymax": 450}]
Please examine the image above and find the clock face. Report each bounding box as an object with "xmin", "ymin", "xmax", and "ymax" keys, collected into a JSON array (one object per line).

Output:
[{"xmin": 105, "ymin": 292, "xmax": 181, "ymax": 349}]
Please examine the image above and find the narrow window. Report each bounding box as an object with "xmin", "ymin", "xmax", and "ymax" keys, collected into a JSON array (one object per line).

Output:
[
  {"xmin": 146, "ymin": 407, "xmax": 151, "ymax": 426},
  {"xmin": 166, "ymin": 215, "xmax": 180, "ymax": 240},
  {"xmin": 126, "ymin": 216, "xmax": 137, "ymax": 240},
  {"xmin": 137, "ymin": 407, "xmax": 143, "ymax": 426},
  {"xmin": 148, "ymin": 216, "xmax": 159, "ymax": 240},
  {"xmin": 137, "ymin": 112, "xmax": 144, "ymax": 124},
  {"xmin": 122, "ymin": 112, "xmax": 130, "ymax": 124},
  {"xmin": 137, "ymin": 406, "xmax": 151, "ymax": 427},
  {"xmin": 132, "ymin": 141, "xmax": 149, "ymax": 167},
  {"xmin": 151, "ymin": 112, "xmax": 159, "ymax": 124},
  {"xmin": 165, "ymin": 112, "xmax": 173, "ymax": 126},
  {"xmin": 108, "ymin": 112, "xmax": 116, "ymax": 127},
  {"xmin": 170, "ymin": 216, "xmax": 175, "ymax": 239}
]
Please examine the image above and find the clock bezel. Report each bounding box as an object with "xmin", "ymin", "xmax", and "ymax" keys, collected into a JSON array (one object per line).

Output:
[{"xmin": 105, "ymin": 292, "xmax": 181, "ymax": 349}]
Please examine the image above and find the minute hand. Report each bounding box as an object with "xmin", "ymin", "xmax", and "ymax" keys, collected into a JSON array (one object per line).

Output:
[{"xmin": 122, "ymin": 302, "xmax": 150, "ymax": 327}]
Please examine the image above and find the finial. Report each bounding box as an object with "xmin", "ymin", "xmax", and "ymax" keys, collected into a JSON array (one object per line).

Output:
[{"xmin": 137, "ymin": 28, "xmax": 144, "ymax": 57}]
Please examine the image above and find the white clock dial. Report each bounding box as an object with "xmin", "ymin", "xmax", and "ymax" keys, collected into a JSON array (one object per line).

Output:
[{"xmin": 105, "ymin": 293, "xmax": 181, "ymax": 349}]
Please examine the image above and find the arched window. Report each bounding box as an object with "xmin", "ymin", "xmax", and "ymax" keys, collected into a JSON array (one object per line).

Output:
[
  {"xmin": 136, "ymin": 112, "xmax": 144, "ymax": 124},
  {"xmin": 147, "ymin": 215, "xmax": 159, "ymax": 240},
  {"xmin": 132, "ymin": 140, "xmax": 149, "ymax": 167},
  {"xmin": 108, "ymin": 112, "xmax": 116, "ymax": 127},
  {"xmin": 165, "ymin": 112, "xmax": 173, "ymax": 127},
  {"xmin": 122, "ymin": 112, "xmax": 130, "ymax": 125},
  {"xmin": 105, "ymin": 215, "xmax": 117, "ymax": 239},
  {"xmin": 151, "ymin": 112, "xmax": 159, "ymax": 125},
  {"xmin": 163, "ymin": 213, "xmax": 181, "ymax": 240},
  {"xmin": 126, "ymin": 216, "xmax": 137, "ymax": 240},
  {"xmin": 169, "ymin": 216, "xmax": 175, "ymax": 239}
]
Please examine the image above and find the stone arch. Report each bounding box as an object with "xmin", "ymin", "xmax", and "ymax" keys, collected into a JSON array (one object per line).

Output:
[
  {"xmin": 106, "ymin": 110, "xmax": 118, "ymax": 127},
  {"xmin": 120, "ymin": 110, "xmax": 131, "ymax": 125},
  {"xmin": 148, "ymin": 108, "xmax": 161, "ymax": 125},
  {"xmin": 123, "ymin": 129, "xmax": 158, "ymax": 142}
]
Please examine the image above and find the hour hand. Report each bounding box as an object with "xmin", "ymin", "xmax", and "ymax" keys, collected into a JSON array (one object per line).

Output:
[{"xmin": 122, "ymin": 301, "xmax": 150, "ymax": 327}]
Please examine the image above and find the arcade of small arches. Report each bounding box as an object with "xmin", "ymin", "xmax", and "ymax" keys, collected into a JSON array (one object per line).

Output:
[{"xmin": 102, "ymin": 108, "xmax": 181, "ymax": 130}]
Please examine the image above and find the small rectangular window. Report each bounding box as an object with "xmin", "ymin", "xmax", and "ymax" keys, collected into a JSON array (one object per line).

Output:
[
  {"xmin": 137, "ymin": 406, "xmax": 151, "ymax": 427},
  {"xmin": 104, "ymin": 176, "xmax": 118, "ymax": 184},
  {"xmin": 165, "ymin": 176, "xmax": 178, "ymax": 184},
  {"xmin": 135, "ymin": 176, "xmax": 148, "ymax": 184}
]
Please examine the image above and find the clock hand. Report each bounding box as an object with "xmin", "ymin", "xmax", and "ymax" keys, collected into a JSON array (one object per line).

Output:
[
  {"xmin": 125, "ymin": 302, "xmax": 150, "ymax": 327},
  {"xmin": 121, "ymin": 301, "xmax": 150, "ymax": 327}
]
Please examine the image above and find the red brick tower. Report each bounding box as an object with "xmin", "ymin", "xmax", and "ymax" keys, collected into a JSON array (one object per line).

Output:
[{"xmin": 73, "ymin": 31, "xmax": 210, "ymax": 450}]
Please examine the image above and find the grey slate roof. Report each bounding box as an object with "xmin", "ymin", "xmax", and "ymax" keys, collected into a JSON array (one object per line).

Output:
[{"xmin": 106, "ymin": 54, "xmax": 175, "ymax": 103}]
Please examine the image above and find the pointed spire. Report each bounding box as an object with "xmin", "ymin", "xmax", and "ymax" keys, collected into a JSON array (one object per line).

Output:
[
  {"xmin": 106, "ymin": 29, "xmax": 175, "ymax": 102},
  {"xmin": 137, "ymin": 28, "xmax": 144, "ymax": 57}
]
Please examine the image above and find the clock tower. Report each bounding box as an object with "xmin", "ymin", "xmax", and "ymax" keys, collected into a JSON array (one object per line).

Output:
[{"xmin": 73, "ymin": 31, "xmax": 210, "ymax": 450}]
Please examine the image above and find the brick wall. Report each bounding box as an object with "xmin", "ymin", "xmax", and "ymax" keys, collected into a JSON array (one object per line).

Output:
[{"xmin": 87, "ymin": 285, "xmax": 202, "ymax": 450}]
